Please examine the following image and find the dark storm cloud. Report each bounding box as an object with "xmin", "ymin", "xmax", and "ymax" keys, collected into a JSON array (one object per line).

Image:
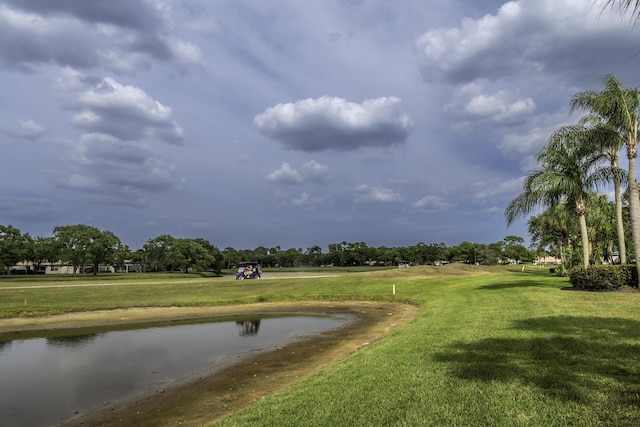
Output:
[
  {"xmin": 48, "ymin": 70, "xmax": 184, "ymax": 206},
  {"xmin": 0, "ymin": 1, "xmax": 201, "ymax": 72},
  {"xmin": 3, "ymin": 0, "xmax": 162, "ymax": 31},
  {"xmin": 0, "ymin": 196, "xmax": 63, "ymax": 221},
  {"xmin": 53, "ymin": 134, "xmax": 181, "ymax": 207},
  {"xmin": 254, "ymin": 96, "xmax": 414, "ymax": 152}
]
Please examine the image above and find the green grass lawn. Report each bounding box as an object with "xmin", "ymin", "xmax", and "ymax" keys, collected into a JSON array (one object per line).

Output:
[{"xmin": 1, "ymin": 265, "xmax": 639, "ymax": 426}]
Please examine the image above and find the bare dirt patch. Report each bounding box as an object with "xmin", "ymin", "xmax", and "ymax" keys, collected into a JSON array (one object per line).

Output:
[{"xmin": 9, "ymin": 302, "xmax": 419, "ymax": 426}]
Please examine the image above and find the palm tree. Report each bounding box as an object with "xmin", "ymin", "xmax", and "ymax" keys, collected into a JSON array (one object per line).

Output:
[
  {"xmin": 574, "ymin": 116, "xmax": 628, "ymax": 263},
  {"xmin": 570, "ymin": 75, "xmax": 640, "ymax": 277},
  {"xmin": 528, "ymin": 203, "xmax": 577, "ymax": 268},
  {"xmin": 585, "ymin": 192, "xmax": 618, "ymax": 263},
  {"xmin": 506, "ymin": 126, "xmax": 602, "ymax": 268}
]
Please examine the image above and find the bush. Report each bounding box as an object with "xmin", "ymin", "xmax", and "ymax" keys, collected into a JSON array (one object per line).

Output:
[{"xmin": 568, "ymin": 265, "xmax": 636, "ymax": 291}]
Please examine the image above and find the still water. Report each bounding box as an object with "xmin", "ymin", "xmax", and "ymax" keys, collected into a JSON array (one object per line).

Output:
[{"xmin": 0, "ymin": 315, "xmax": 349, "ymax": 427}]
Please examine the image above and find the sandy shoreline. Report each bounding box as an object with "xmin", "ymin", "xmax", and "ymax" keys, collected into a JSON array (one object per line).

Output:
[{"xmin": 3, "ymin": 301, "xmax": 420, "ymax": 426}]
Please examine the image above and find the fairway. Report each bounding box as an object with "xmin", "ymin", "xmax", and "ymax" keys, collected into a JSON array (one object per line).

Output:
[{"xmin": 1, "ymin": 265, "xmax": 639, "ymax": 426}]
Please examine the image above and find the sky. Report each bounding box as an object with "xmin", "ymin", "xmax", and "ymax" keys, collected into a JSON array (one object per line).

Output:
[{"xmin": 1, "ymin": 0, "xmax": 640, "ymax": 252}]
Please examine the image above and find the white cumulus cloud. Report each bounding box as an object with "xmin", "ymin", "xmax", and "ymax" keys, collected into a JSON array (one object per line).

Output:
[
  {"xmin": 267, "ymin": 162, "xmax": 303, "ymax": 184},
  {"xmin": 254, "ymin": 96, "xmax": 413, "ymax": 152},
  {"xmin": 465, "ymin": 91, "xmax": 535, "ymax": 123},
  {"xmin": 415, "ymin": 0, "xmax": 632, "ymax": 85},
  {"xmin": 354, "ymin": 184, "xmax": 403, "ymax": 204},
  {"xmin": 267, "ymin": 160, "xmax": 329, "ymax": 184},
  {"xmin": 59, "ymin": 70, "xmax": 184, "ymax": 144},
  {"xmin": 412, "ymin": 195, "xmax": 454, "ymax": 212}
]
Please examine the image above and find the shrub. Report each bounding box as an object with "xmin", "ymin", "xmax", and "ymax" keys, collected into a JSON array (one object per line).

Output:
[{"xmin": 568, "ymin": 265, "xmax": 636, "ymax": 291}]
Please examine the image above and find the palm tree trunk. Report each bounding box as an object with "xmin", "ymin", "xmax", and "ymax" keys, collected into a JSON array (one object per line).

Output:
[
  {"xmin": 613, "ymin": 175, "xmax": 627, "ymax": 264},
  {"xmin": 579, "ymin": 212, "xmax": 590, "ymax": 268},
  {"xmin": 628, "ymin": 154, "xmax": 640, "ymax": 284}
]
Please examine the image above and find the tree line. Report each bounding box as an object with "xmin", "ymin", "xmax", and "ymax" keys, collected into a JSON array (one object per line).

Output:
[{"xmin": 0, "ymin": 222, "xmax": 533, "ymax": 275}]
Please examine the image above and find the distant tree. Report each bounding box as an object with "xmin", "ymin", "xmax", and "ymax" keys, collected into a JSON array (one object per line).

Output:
[
  {"xmin": 502, "ymin": 236, "xmax": 531, "ymax": 264},
  {"xmin": 111, "ymin": 241, "xmax": 131, "ymax": 272},
  {"xmin": 326, "ymin": 242, "xmax": 346, "ymax": 266},
  {"xmin": 307, "ymin": 245, "xmax": 323, "ymax": 266},
  {"xmin": 130, "ymin": 249, "xmax": 146, "ymax": 271},
  {"xmin": 143, "ymin": 234, "xmax": 182, "ymax": 272},
  {"xmin": 279, "ymin": 247, "xmax": 303, "ymax": 267},
  {"xmin": 222, "ymin": 247, "xmax": 240, "ymax": 269},
  {"xmin": 87, "ymin": 230, "xmax": 122, "ymax": 275},
  {"xmin": 528, "ymin": 203, "xmax": 576, "ymax": 266},
  {"xmin": 449, "ymin": 241, "xmax": 477, "ymax": 263},
  {"xmin": 52, "ymin": 224, "xmax": 102, "ymax": 275},
  {"xmin": 174, "ymin": 238, "xmax": 215, "ymax": 272},
  {"xmin": 425, "ymin": 243, "xmax": 449, "ymax": 263},
  {"xmin": 584, "ymin": 193, "xmax": 618, "ymax": 264},
  {"xmin": 25, "ymin": 235, "xmax": 57, "ymax": 274},
  {"xmin": 193, "ymin": 238, "xmax": 223, "ymax": 272},
  {"xmin": 473, "ymin": 243, "xmax": 499, "ymax": 265},
  {"xmin": 0, "ymin": 225, "xmax": 29, "ymax": 274},
  {"xmin": 253, "ymin": 246, "xmax": 269, "ymax": 266},
  {"xmin": 347, "ymin": 242, "xmax": 370, "ymax": 266},
  {"xmin": 267, "ymin": 246, "xmax": 281, "ymax": 267}
]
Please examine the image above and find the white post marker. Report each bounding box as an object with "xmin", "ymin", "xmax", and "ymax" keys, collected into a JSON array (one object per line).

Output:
[{"xmin": 393, "ymin": 284, "xmax": 396, "ymax": 295}]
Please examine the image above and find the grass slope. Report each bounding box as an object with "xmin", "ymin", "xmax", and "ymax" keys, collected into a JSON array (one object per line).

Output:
[
  {"xmin": 214, "ymin": 266, "xmax": 640, "ymax": 426},
  {"xmin": 1, "ymin": 265, "xmax": 639, "ymax": 426}
]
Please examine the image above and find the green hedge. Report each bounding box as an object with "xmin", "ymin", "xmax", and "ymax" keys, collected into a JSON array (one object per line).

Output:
[{"xmin": 568, "ymin": 264, "xmax": 637, "ymax": 291}]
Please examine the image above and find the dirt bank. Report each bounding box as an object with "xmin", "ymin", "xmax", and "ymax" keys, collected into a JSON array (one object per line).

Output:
[{"xmin": 7, "ymin": 302, "xmax": 419, "ymax": 426}]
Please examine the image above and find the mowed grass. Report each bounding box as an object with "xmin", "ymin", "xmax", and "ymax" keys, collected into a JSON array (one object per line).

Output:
[{"xmin": 1, "ymin": 265, "xmax": 639, "ymax": 426}]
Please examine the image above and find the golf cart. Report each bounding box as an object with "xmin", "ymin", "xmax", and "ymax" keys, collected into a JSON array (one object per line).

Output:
[{"xmin": 235, "ymin": 262, "xmax": 262, "ymax": 280}]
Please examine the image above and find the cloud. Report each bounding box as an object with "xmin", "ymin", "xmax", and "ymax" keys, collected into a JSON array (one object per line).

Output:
[
  {"xmin": 497, "ymin": 110, "xmax": 574, "ymax": 163},
  {"xmin": 2, "ymin": 119, "xmax": 45, "ymax": 140},
  {"xmin": 254, "ymin": 96, "xmax": 414, "ymax": 152},
  {"xmin": 301, "ymin": 160, "xmax": 329, "ymax": 183},
  {"xmin": 4, "ymin": 0, "xmax": 163, "ymax": 30},
  {"xmin": 0, "ymin": 1, "xmax": 202, "ymax": 73},
  {"xmin": 291, "ymin": 192, "xmax": 327, "ymax": 209},
  {"xmin": 58, "ymin": 69, "xmax": 184, "ymax": 144},
  {"xmin": 412, "ymin": 195, "xmax": 454, "ymax": 212},
  {"xmin": 464, "ymin": 91, "xmax": 535, "ymax": 123},
  {"xmin": 267, "ymin": 162, "xmax": 302, "ymax": 184},
  {"xmin": 0, "ymin": 196, "xmax": 63, "ymax": 221},
  {"xmin": 415, "ymin": 0, "xmax": 634, "ymax": 86},
  {"xmin": 51, "ymin": 132, "xmax": 181, "ymax": 206},
  {"xmin": 473, "ymin": 176, "xmax": 525, "ymax": 205},
  {"xmin": 445, "ymin": 84, "xmax": 537, "ymax": 130},
  {"xmin": 45, "ymin": 69, "xmax": 185, "ymax": 206},
  {"xmin": 354, "ymin": 184, "xmax": 403, "ymax": 204},
  {"xmin": 267, "ymin": 160, "xmax": 329, "ymax": 184}
]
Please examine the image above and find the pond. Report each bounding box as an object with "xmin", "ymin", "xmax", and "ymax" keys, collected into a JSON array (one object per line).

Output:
[{"xmin": 0, "ymin": 314, "xmax": 350, "ymax": 427}]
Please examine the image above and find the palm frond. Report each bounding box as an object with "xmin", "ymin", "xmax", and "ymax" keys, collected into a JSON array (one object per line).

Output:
[{"xmin": 604, "ymin": 0, "xmax": 640, "ymax": 25}]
